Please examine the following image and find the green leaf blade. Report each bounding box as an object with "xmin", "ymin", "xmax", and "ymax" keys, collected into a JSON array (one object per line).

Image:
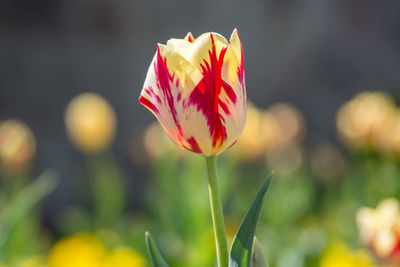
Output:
[
  {"xmin": 145, "ymin": 232, "xmax": 169, "ymax": 267},
  {"xmin": 229, "ymin": 172, "xmax": 274, "ymax": 267}
]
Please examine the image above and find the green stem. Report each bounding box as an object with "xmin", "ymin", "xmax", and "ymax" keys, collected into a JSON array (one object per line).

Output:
[{"xmin": 205, "ymin": 155, "xmax": 229, "ymax": 267}]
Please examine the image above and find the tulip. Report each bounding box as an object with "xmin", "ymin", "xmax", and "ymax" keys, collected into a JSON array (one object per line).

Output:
[
  {"xmin": 139, "ymin": 29, "xmax": 246, "ymax": 156},
  {"xmin": 139, "ymin": 29, "xmax": 247, "ymax": 267}
]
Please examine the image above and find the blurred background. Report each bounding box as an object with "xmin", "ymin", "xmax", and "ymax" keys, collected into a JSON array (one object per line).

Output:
[{"xmin": 1, "ymin": 0, "xmax": 400, "ymax": 266}]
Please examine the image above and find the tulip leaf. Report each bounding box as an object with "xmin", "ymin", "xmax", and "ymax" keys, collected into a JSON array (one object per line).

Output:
[
  {"xmin": 229, "ymin": 172, "xmax": 273, "ymax": 267},
  {"xmin": 251, "ymin": 237, "xmax": 269, "ymax": 267},
  {"xmin": 145, "ymin": 232, "xmax": 169, "ymax": 267}
]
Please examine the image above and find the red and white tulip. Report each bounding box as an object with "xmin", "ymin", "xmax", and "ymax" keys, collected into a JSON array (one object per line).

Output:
[
  {"xmin": 139, "ymin": 29, "xmax": 246, "ymax": 156},
  {"xmin": 356, "ymin": 198, "xmax": 400, "ymax": 263}
]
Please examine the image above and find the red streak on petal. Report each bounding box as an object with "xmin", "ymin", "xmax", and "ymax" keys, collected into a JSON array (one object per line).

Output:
[
  {"xmin": 139, "ymin": 95, "xmax": 159, "ymax": 114},
  {"xmin": 236, "ymin": 31, "xmax": 246, "ymax": 105},
  {"xmin": 223, "ymin": 81, "xmax": 236, "ymax": 103},
  {"xmin": 144, "ymin": 87, "xmax": 161, "ymax": 104},
  {"xmin": 185, "ymin": 137, "xmax": 202, "ymax": 154},
  {"xmin": 218, "ymin": 99, "xmax": 230, "ymax": 115},
  {"xmin": 238, "ymin": 49, "xmax": 245, "ymax": 85},
  {"xmin": 227, "ymin": 140, "xmax": 237, "ymax": 149},
  {"xmin": 186, "ymin": 33, "xmax": 194, "ymax": 43},
  {"xmin": 188, "ymin": 33, "xmax": 231, "ymax": 150},
  {"xmin": 389, "ymin": 241, "xmax": 400, "ymax": 259},
  {"xmin": 154, "ymin": 46, "xmax": 184, "ymax": 140}
]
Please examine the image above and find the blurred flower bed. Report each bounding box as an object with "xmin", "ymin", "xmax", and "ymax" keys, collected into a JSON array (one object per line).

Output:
[{"xmin": 1, "ymin": 91, "xmax": 400, "ymax": 266}]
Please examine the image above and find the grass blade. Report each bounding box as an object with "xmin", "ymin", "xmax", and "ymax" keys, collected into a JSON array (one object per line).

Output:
[{"xmin": 145, "ymin": 231, "xmax": 169, "ymax": 267}]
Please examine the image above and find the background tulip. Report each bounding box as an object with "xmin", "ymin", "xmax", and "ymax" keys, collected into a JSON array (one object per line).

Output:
[
  {"xmin": 0, "ymin": 119, "xmax": 36, "ymax": 173},
  {"xmin": 65, "ymin": 93, "xmax": 117, "ymax": 154}
]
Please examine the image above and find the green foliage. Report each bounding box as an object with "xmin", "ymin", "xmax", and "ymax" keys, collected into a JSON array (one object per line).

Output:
[
  {"xmin": 0, "ymin": 171, "xmax": 58, "ymax": 261},
  {"xmin": 147, "ymin": 154, "xmax": 217, "ymax": 267}
]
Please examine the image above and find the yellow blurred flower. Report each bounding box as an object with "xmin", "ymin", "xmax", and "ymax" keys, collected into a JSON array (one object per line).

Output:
[
  {"xmin": 337, "ymin": 91, "xmax": 396, "ymax": 151},
  {"xmin": 0, "ymin": 119, "xmax": 36, "ymax": 172},
  {"xmin": 356, "ymin": 198, "xmax": 400, "ymax": 262},
  {"xmin": 65, "ymin": 93, "xmax": 116, "ymax": 154},
  {"xmin": 374, "ymin": 110, "xmax": 400, "ymax": 157},
  {"xmin": 47, "ymin": 233, "xmax": 146, "ymax": 267},
  {"xmin": 320, "ymin": 243, "xmax": 374, "ymax": 267},
  {"xmin": 48, "ymin": 234, "xmax": 106, "ymax": 267},
  {"xmin": 103, "ymin": 247, "xmax": 145, "ymax": 267},
  {"xmin": 229, "ymin": 103, "xmax": 278, "ymax": 160},
  {"xmin": 268, "ymin": 103, "xmax": 305, "ymax": 147},
  {"xmin": 264, "ymin": 103, "xmax": 306, "ymax": 173},
  {"xmin": 142, "ymin": 121, "xmax": 180, "ymax": 160},
  {"xmin": 229, "ymin": 102, "xmax": 306, "ymax": 162}
]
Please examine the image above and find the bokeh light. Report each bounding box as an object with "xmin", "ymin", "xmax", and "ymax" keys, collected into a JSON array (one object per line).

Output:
[
  {"xmin": 310, "ymin": 143, "xmax": 346, "ymax": 182},
  {"xmin": 64, "ymin": 93, "xmax": 116, "ymax": 154},
  {"xmin": 336, "ymin": 91, "xmax": 396, "ymax": 152},
  {"xmin": 229, "ymin": 101, "xmax": 306, "ymax": 167},
  {"xmin": 0, "ymin": 119, "xmax": 36, "ymax": 173}
]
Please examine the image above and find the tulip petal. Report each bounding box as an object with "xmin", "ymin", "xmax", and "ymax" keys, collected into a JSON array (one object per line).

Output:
[
  {"xmin": 140, "ymin": 46, "xmax": 207, "ymax": 154},
  {"xmin": 187, "ymin": 33, "xmax": 240, "ymax": 154},
  {"xmin": 184, "ymin": 32, "xmax": 195, "ymax": 43},
  {"xmin": 140, "ymin": 47, "xmax": 183, "ymax": 142},
  {"xmin": 228, "ymin": 29, "xmax": 245, "ymax": 93},
  {"xmin": 166, "ymin": 39, "xmax": 193, "ymax": 61},
  {"xmin": 160, "ymin": 44, "xmax": 202, "ymax": 90},
  {"xmin": 187, "ymin": 32, "xmax": 229, "ymax": 71},
  {"xmin": 229, "ymin": 29, "xmax": 242, "ymax": 64}
]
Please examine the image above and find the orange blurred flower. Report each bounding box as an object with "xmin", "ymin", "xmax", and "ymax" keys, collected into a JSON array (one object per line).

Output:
[
  {"xmin": 228, "ymin": 103, "xmax": 277, "ymax": 161},
  {"xmin": 337, "ymin": 91, "xmax": 396, "ymax": 151},
  {"xmin": 374, "ymin": 111, "xmax": 400, "ymax": 157},
  {"xmin": 229, "ymin": 102, "xmax": 306, "ymax": 166},
  {"xmin": 0, "ymin": 119, "xmax": 36, "ymax": 172}
]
